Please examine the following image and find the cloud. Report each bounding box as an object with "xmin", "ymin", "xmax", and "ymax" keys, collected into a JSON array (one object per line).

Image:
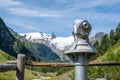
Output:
[
  {"xmin": 6, "ymin": 7, "xmax": 63, "ymax": 17},
  {"xmin": 1, "ymin": 0, "xmax": 120, "ymax": 37},
  {"xmin": 1, "ymin": 0, "xmax": 119, "ymax": 18},
  {"xmin": 0, "ymin": 0, "xmax": 24, "ymax": 7},
  {"xmin": 65, "ymin": 0, "xmax": 120, "ymax": 11},
  {"xmin": 0, "ymin": 0, "xmax": 63, "ymax": 17},
  {"xmin": 65, "ymin": 0, "xmax": 102, "ymax": 11},
  {"xmin": 61, "ymin": 0, "xmax": 120, "ymax": 26}
]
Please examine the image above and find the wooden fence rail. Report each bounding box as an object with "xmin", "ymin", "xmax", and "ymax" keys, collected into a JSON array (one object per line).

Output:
[
  {"xmin": 7, "ymin": 61, "xmax": 120, "ymax": 67},
  {"xmin": 7, "ymin": 61, "xmax": 17, "ymax": 64},
  {"xmin": 0, "ymin": 54, "xmax": 25, "ymax": 80},
  {"xmin": 0, "ymin": 54, "xmax": 120, "ymax": 80},
  {"xmin": 0, "ymin": 64, "xmax": 16, "ymax": 72},
  {"xmin": 25, "ymin": 61, "xmax": 120, "ymax": 67}
]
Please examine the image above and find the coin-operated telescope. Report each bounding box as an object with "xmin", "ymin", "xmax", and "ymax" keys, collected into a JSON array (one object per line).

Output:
[{"xmin": 65, "ymin": 19, "xmax": 97, "ymax": 80}]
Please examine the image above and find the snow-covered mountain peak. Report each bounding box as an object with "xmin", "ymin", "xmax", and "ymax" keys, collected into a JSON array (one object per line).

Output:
[
  {"xmin": 20, "ymin": 32, "xmax": 54, "ymax": 41},
  {"xmin": 51, "ymin": 36, "xmax": 74, "ymax": 50},
  {"xmin": 19, "ymin": 32, "xmax": 74, "ymax": 50}
]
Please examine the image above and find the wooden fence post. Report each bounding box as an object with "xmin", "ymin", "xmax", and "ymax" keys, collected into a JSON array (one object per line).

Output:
[{"xmin": 16, "ymin": 54, "xmax": 25, "ymax": 80}]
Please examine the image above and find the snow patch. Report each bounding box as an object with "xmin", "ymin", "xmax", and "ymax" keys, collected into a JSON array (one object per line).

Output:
[
  {"xmin": 19, "ymin": 32, "xmax": 52, "ymax": 41},
  {"xmin": 19, "ymin": 32, "xmax": 74, "ymax": 50},
  {"xmin": 51, "ymin": 36, "xmax": 74, "ymax": 50}
]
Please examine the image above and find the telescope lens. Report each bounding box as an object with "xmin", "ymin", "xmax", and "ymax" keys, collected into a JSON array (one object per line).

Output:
[{"xmin": 82, "ymin": 22, "xmax": 89, "ymax": 29}]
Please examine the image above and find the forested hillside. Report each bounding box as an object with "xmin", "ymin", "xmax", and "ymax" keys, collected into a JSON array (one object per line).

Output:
[
  {"xmin": 0, "ymin": 50, "xmax": 15, "ymax": 64},
  {"xmin": 88, "ymin": 23, "xmax": 120, "ymax": 79},
  {"xmin": 93, "ymin": 23, "xmax": 120, "ymax": 59}
]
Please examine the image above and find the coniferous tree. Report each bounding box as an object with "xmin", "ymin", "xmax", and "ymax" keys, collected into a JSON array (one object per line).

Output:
[
  {"xmin": 100, "ymin": 34, "xmax": 109, "ymax": 55},
  {"xmin": 115, "ymin": 23, "xmax": 120, "ymax": 42},
  {"xmin": 93, "ymin": 40, "xmax": 100, "ymax": 59},
  {"xmin": 109, "ymin": 29, "xmax": 115, "ymax": 46},
  {"xmin": 89, "ymin": 23, "xmax": 120, "ymax": 79},
  {"xmin": 13, "ymin": 38, "xmax": 23, "ymax": 53},
  {"xmin": 94, "ymin": 40, "xmax": 99, "ymax": 52}
]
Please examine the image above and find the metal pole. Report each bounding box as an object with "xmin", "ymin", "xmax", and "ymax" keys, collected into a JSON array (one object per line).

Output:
[
  {"xmin": 65, "ymin": 19, "xmax": 97, "ymax": 80},
  {"xmin": 75, "ymin": 54, "xmax": 88, "ymax": 80}
]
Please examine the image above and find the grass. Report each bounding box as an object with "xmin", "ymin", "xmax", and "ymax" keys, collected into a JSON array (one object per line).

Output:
[
  {"xmin": 0, "ymin": 50, "xmax": 15, "ymax": 64},
  {"xmin": 0, "ymin": 50, "xmax": 57, "ymax": 80},
  {"xmin": 0, "ymin": 69, "xmax": 73, "ymax": 80},
  {"xmin": 54, "ymin": 70, "xmax": 74, "ymax": 80},
  {"xmin": 0, "ymin": 68, "xmax": 59, "ymax": 80},
  {"xmin": 0, "ymin": 70, "xmax": 39, "ymax": 80},
  {"xmin": 0, "ymin": 71, "xmax": 16, "ymax": 80},
  {"xmin": 0, "ymin": 50, "xmax": 38, "ymax": 80},
  {"xmin": 88, "ymin": 41, "xmax": 120, "ymax": 79},
  {"xmin": 0, "ymin": 50, "xmax": 73, "ymax": 80},
  {"xmin": 94, "ymin": 40, "xmax": 120, "ymax": 62}
]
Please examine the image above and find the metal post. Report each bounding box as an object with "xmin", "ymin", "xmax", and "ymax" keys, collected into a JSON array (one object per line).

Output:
[
  {"xmin": 16, "ymin": 54, "xmax": 25, "ymax": 80},
  {"xmin": 75, "ymin": 54, "xmax": 87, "ymax": 80},
  {"xmin": 65, "ymin": 19, "xmax": 97, "ymax": 80}
]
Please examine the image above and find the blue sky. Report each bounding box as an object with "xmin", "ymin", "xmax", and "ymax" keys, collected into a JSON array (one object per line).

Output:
[{"xmin": 0, "ymin": 0, "xmax": 120, "ymax": 37}]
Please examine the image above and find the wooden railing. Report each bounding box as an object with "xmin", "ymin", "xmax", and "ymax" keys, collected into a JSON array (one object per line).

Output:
[
  {"xmin": 25, "ymin": 61, "xmax": 120, "ymax": 67},
  {"xmin": 0, "ymin": 54, "xmax": 120, "ymax": 80},
  {"xmin": 0, "ymin": 54, "xmax": 25, "ymax": 80}
]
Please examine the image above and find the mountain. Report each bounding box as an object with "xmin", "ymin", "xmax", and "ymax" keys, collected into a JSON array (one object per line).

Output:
[
  {"xmin": 19, "ymin": 32, "xmax": 72, "ymax": 50},
  {"xmin": 51, "ymin": 36, "xmax": 74, "ymax": 50},
  {"xmin": 25, "ymin": 42, "xmax": 61, "ymax": 62},
  {"xmin": 19, "ymin": 31, "xmax": 106, "ymax": 62},
  {"xmin": 19, "ymin": 32, "xmax": 72, "ymax": 60},
  {"xmin": 0, "ymin": 17, "xmax": 60, "ymax": 62},
  {"xmin": 89, "ymin": 32, "xmax": 106, "ymax": 45},
  {"xmin": 20, "ymin": 32, "xmax": 105, "ymax": 50},
  {"xmin": 0, "ymin": 17, "xmax": 38, "ymax": 61},
  {"xmin": 0, "ymin": 17, "xmax": 17, "ymax": 57},
  {"xmin": 20, "ymin": 32, "xmax": 55, "ymax": 44}
]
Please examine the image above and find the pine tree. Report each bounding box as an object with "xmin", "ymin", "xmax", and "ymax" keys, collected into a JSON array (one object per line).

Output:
[
  {"xmin": 94, "ymin": 40, "xmax": 99, "ymax": 52},
  {"xmin": 100, "ymin": 34, "xmax": 109, "ymax": 55},
  {"xmin": 93, "ymin": 40, "xmax": 100, "ymax": 59},
  {"xmin": 109, "ymin": 29, "xmax": 115, "ymax": 46},
  {"xmin": 115, "ymin": 23, "xmax": 120, "ymax": 42}
]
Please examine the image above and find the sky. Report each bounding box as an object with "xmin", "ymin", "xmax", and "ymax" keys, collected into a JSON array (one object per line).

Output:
[{"xmin": 0, "ymin": 0, "xmax": 120, "ymax": 37}]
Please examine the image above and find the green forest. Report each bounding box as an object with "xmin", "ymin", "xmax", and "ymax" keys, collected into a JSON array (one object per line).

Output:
[{"xmin": 88, "ymin": 23, "xmax": 120, "ymax": 79}]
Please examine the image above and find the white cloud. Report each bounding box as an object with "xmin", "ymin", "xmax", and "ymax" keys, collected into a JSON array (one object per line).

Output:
[
  {"xmin": 0, "ymin": 0, "xmax": 63, "ymax": 17},
  {"xmin": 65, "ymin": 0, "xmax": 102, "ymax": 11},
  {"xmin": 6, "ymin": 7, "xmax": 63, "ymax": 17},
  {"xmin": 1, "ymin": 0, "xmax": 120, "ymax": 36},
  {"xmin": 1, "ymin": 0, "xmax": 119, "ymax": 18},
  {"xmin": 68, "ymin": 0, "xmax": 120, "ymax": 11},
  {"xmin": 0, "ymin": 0, "xmax": 24, "ymax": 7}
]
